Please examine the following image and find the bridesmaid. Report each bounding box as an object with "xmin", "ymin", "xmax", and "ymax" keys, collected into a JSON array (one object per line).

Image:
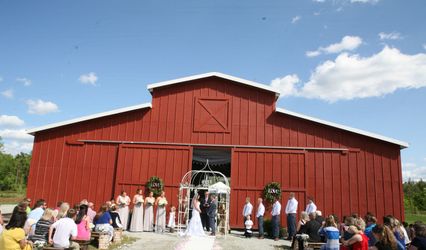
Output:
[
  {"xmin": 130, "ymin": 189, "xmax": 144, "ymax": 232},
  {"xmin": 143, "ymin": 191, "xmax": 155, "ymax": 232},
  {"xmin": 155, "ymin": 191, "xmax": 168, "ymax": 233},
  {"xmin": 116, "ymin": 191, "xmax": 131, "ymax": 230}
]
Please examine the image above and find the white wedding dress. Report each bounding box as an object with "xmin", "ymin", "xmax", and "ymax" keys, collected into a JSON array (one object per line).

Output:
[{"xmin": 184, "ymin": 200, "xmax": 205, "ymax": 237}]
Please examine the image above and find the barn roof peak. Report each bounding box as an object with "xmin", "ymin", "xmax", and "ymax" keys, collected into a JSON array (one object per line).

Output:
[{"xmin": 147, "ymin": 72, "xmax": 281, "ymax": 98}]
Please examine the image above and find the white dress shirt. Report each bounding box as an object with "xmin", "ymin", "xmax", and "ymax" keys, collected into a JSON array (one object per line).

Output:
[
  {"xmin": 305, "ymin": 202, "xmax": 317, "ymax": 214},
  {"xmin": 256, "ymin": 203, "xmax": 265, "ymax": 218},
  {"xmin": 243, "ymin": 202, "xmax": 253, "ymax": 217},
  {"xmin": 285, "ymin": 197, "xmax": 298, "ymax": 214},
  {"xmin": 271, "ymin": 201, "xmax": 281, "ymax": 216}
]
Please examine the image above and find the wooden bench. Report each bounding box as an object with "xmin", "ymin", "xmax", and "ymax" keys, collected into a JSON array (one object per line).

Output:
[
  {"xmin": 91, "ymin": 231, "xmax": 110, "ymax": 250},
  {"xmin": 306, "ymin": 242, "xmax": 326, "ymax": 250},
  {"xmin": 42, "ymin": 246, "xmax": 71, "ymax": 250},
  {"xmin": 73, "ymin": 240, "xmax": 91, "ymax": 250}
]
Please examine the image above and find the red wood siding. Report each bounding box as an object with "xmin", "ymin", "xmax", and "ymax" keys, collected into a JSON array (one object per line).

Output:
[{"xmin": 27, "ymin": 76, "xmax": 404, "ymax": 225}]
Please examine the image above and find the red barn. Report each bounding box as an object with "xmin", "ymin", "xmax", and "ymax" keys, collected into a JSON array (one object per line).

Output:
[{"xmin": 27, "ymin": 72, "xmax": 408, "ymax": 228}]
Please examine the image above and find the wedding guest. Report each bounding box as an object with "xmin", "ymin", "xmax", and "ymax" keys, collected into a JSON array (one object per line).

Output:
[
  {"xmin": 244, "ymin": 215, "xmax": 254, "ymax": 238},
  {"xmin": 87, "ymin": 202, "xmax": 96, "ymax": 222},
  {"xmin": 271, "ymin": 197, "xmax": 281, "ymax": 241},
  {"xmin": 242, "ymin": 197, "xmax": 253, "ymax": 224},
  {"xmin": 365, "ymin": 213, "xmax": 378, "ymax": 246},
  {"xmin": 130, "ymin": 189, "xmax": 144, "ymax": 232},
  {"xmin": 55, "ymin": 201, "xmax": 63, "ymax": 212},
  {"xmin": 48, "ymin": 209, "xmax": 80, "ymax": 249},
  {"xmin": 94, "ymin": 204, "xmax": 114, "ymax": 241},
  {"xmin": 201, "ymin": 191, "xmax": 211, "ymax": 231},
  {"xmin": 24, "ymin": 198, "xmax": 32, "ymax": 214},
  {"xmin": 168, "ymin": 206, "xmax": 176, "ymax": 232},
  {"xmin": 292, "ymin": 211, "xmax": 310, "ymax": 249},
  {"xmin": 29, "ymin": 208, "xmax": 54, "ymax": 243},
  {"xmin": 155, "ymin": 191, "xmax": 168, "ymax": 233},
  {"xmin": 383, "ymin": 215, "xmax": 406, "ymax": 248},
  {"xmin": 372, "ymin": 224, "xmax": 398, "ymax": 250},
  {"xmin": 342, "ymin": 225, "xmax": 369, "ymax": 250},
  {"xmin": 319, "ymin": 215, "xmax": 340, "ymax": 250},
  {"xmin": 256, "ymin": 197, "xmax": 265, "ymax": 239},
  {"xmin": 0, "ymin": 205, "xmax": 32, "ymax": 250},
  {"xmin": 116, "ymin": 191, "xmax": 131, "ymax": 231},
  {"xmin": 26, "ymin": 199, "xmax": 47, "ymax": 235},
  {"xmin": 305, "ymin": 196, "xmax": 317, "ymax": 215},
  {"xmin": 410, "ymin": 222, "xmax": 426, "ymax": 250},
  {"xmin": 57, "ymin": 202, "xmax": 70, "ymax": 219},
  {"xmin": 0, "ymin": 208, "xmax": 4, "ymax": 234},
  {"xmin": 143, "ymin": 191, "xmax": 155, "ymax": 232},
  {"xmin": 75, "ymin": 204, "xmax": 91, "ymax": 241},
  {"xmin": 305, "ymin": 212, "xmax": 321, "ymax": 242},
  {"xmin": 109, "ymin": 204, "xmax": 123, "ymax": 229},
  {"xmin": 316, "ymin": 210, "xmax": 325, "ymax": 225},
  {"xmin": 285, "ymin": 192, "xmax": 298, "ymax": 240}
]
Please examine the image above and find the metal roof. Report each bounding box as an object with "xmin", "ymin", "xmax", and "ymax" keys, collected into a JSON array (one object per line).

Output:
[
  {"xmin": 276, "ymin": 108, "xmax": 409, "ymax": 149},
  {"xmin": 26, "ymin": 103, "xmax": 152, "ymax": 135},
  {"xmin": 147, "ymin": 72, "xmax": 281, "ymax": 98}
]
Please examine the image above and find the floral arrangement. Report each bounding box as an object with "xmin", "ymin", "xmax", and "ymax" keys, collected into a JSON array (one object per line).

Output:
[
  {"xmin": 146, "ymin": 198, "xmax": 155, "ymax": 206},
  {"xmin": 33, "ymin": 240, "xmax": 46, "ymax": 249},
  {"xmin": 263, "ymin": 182, "xmax": 282, "ymax": 204},
  {"xmin": 158, "ymin": 199, "xmax": 168, "ymax": 208},
  {"xmin": 146, "ymin": 176, "xmax": 164, "ymax": 197},
  {"xmin": 136, "ymin": 196, "xmax": 144, "ymax": 205}
]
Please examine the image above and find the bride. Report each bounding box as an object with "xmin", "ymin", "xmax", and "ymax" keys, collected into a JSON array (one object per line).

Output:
[{"xmin": 183, "ymin": 193, "xmax": 206, "ymax": 237}]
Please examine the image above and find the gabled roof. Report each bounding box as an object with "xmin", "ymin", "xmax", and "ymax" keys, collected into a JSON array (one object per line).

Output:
[
  {"xmin": 276, "ymin": 108, "xmax": 409, "ymax": 149},
  {"xmin": 147, "ymin": 72, "xmax": 281, "ymax": 98},
  {"xmin": 26, "ymin": 103, "xmax": 152, "ymax": 135}
]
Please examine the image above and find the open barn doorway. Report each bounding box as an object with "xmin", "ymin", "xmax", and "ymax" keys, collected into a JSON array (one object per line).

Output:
[{"xmin": 192, "ymin": 147, "xmax": 231, "ymax": 179}]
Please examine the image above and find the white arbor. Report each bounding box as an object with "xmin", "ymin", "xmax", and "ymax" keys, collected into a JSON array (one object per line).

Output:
[{"xmin": 177, "ymin": 160, "xmax": 230, "ymax": 237}]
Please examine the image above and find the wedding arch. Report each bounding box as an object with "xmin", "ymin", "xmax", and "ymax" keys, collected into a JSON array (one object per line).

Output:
[{"xmin": 177, "ymin": 160, "xmax": 230, "ymax": 237}]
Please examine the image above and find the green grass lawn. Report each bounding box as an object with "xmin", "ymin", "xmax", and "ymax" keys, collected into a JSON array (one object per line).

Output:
[
  {"xmin": 405, "ymin": 212, "xmax": 426, "ymax": 224},
  {"xmin": 0, "ymin": 190, "xmax": 25, "ymax": 204}
]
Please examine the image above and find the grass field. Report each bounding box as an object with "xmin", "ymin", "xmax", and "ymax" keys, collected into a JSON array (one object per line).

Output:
[
  {"xmin": 0, "ymin": 190, "xmax": 25, "ymax": 204},
  {"xmin": 405, "ymin": 212, "xmax": 426, "ymax": 224}
]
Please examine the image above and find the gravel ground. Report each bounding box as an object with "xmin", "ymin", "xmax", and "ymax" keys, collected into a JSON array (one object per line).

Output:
[{"xmin": 121, "ymin": 231, "xmax": 291, "ymax": 250}]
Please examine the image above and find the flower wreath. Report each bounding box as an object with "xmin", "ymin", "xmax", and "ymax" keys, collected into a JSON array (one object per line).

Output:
[
  {"xmin": 263, "ymin": 182, "xmax": 282, "ymax": 203},
  {"xmin": 146, "ymin": 176, "xmax": 164, "ymax": 197}
]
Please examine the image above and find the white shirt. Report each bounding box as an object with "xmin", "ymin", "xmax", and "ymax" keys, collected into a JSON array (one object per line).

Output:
[
  {"xmin": 52, "ymin": 217, "xmax": 78, "ymax": 248},
  {"xmin": 285, "ymin": 197, "xmax": 298, "ymax": 214},
  {"xmin": 243, "ymin": 202, "xmax": 253, "ymax": 217},
  {"xmin": 305, "ymin": 202, "xmax": 317, "ymax": 214},
  {"xmin": 271, "ymin": 201, "xmax": 281, "ymax": 216},
  {"xmin": 245, "ymin": 219, "xmax": 254, "ymax": 230},
  {"xmin": 256, "ymin": 203, "xmax": 265, "ymax": 218}
]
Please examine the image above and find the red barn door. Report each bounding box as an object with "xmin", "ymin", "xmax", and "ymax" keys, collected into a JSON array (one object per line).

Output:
[
  {"xmin": 230, "ymin": 148, "xmax": 306, "ymax": 229},
  {"xmin": 114, "ymin": 144, "xmax": 192, "ymax": 210}
]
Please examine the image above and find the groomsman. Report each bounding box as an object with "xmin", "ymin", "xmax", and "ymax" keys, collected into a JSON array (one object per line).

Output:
[
  {"xmin": 201, "ymin": 191, "xmax": 211, "ymax": 231},
  {"xmin": 242, "ymin": 197, "xmax": 253, "ymax": 223},
  {"xmin": 305, "ymin": 196, "xmax": 317, "ymax": 215},
  {"xmin": 256, "ymin": 197, "xmax": 265, "ymax": 239},
  {"xmin": 271, "ymin": 197, "xmax": 281, "ymax": 241},
  {"xmin": 285, "ymin": 192, "xmax": 298, "ymax": 240}
]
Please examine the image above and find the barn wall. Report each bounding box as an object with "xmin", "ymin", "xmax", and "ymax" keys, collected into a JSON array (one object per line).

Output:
[{"xmin": 27, "ymin": 76, "xmax": 404, "ymax": 224}]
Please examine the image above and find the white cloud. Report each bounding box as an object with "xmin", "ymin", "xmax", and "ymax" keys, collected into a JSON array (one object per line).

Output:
[
  {"xmin": 1, "ymin": 89, "xmax": 13, "ymax": 99},
  {"xmin": 379, "ymin": 32, "xmax": 403, "ymax": 40},
  {"xmin": 26, "ymin": 99, "xmax": 59, "ymax": 115},
  {"xmin": 306, "ymin": 36, "xmax": 362, "ymax": 57},
  {"xmin": 291, "ymin": 16, "xmax": 301, "ymax": 24},
  {"xmin": 272, "ymin": 46, "xmax": 426, "ymax": 102},
  {"xmin": 314, "ymin": 0, "xmax": 379, "ymax": 4},
  {"xmin": 0, "ymin": 115, "xmax": 24, "ymax": 127},
  {"xmin": 271, "ymin": 74, "xmax": 300, "ymax": 97},
  {"xmin": 16, "ymin": 77, "xmax": 32, "ymax": 86},
  {"xmin": 350, "ymin": 0, "xmax": 379, "ymax": 3},
  {"xmin": 79, "ymin": 72, "xmax": 98, "ymax": 86},
  {"xmin": 1, "ymin": 141, "xmax": 33, "ymax": 155},
  {"xmin": 402, "ymin": 162, "xmax": 426, "ymax": 182},
  {"xmin": 0, "ymin": 129, "xmax": 33, "ymax": 142}
]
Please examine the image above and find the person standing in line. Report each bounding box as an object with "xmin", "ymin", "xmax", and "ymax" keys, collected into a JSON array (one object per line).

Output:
[
  {"xmin": 271, "ymin": 197, "xmax": 282, "ymax": 241},
  {"xmin": 155, "ymin": 191, "xmax": 168, "ymax": 233},
  {"xmin": 285, "ymin": 192, "xmax": 298, "ymax": 241},
  {"xmin": 208, "ymin": 194, "xmax": 218, "ymax": 236},
  {"xmin": 130, "ymin": 189, "xmax": 144, "ymax": 232},
  {"xmin": 305, "ymin": 196, "xmax": 317, "ymax": 215},
  {"xmin": 242, "ymin": 197, "xmax": 253, "ymax": 224},
  {"xmin": 143, "ymin": 191, "xmax": 155, "ymax": 232},
  {"xmin": 256, "ymin": 197, "xmax": 265, "ymax": 239},
  {"xmin": 116, "ymin": 191, "xmax": 131, "ymax": 231}
]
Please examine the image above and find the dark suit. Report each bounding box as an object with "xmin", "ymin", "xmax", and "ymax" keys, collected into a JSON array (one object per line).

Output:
[
  {"xmin": 200, "ymin": 196, "xmax": 211, "ymax": 231},
  {"xmin": 207, "ymin": 199, "xmax": 217, "ymax": 234}
]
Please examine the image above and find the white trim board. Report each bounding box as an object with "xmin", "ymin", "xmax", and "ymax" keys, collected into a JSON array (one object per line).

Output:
[
  {"xmin": 26, "ymin": 103, "xmax": 152, "ymax": 135},
  {"xmin": 147, "ymin": 72, "xmax": 281, "ymax": 98},
  {"xmin": 276, "ymin": 108, "xmax": 409, "ymax": 149}
]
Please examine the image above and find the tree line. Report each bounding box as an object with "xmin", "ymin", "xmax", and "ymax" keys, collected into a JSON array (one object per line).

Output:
[
  {"xmin": 404, "ymin": 179, "xmax": 426, "ymax": 213},
  {"xmin": 0, "ymin": 137, "xmax": 32, "ymax": 191}
]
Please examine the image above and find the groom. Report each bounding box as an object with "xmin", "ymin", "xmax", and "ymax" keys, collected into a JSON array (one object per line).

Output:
[{"xmin": 207, "ymin": 194, "xmax": 217, "ymax": 236}]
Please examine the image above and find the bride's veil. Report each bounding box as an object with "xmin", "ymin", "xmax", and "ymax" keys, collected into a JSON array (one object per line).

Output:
[{"xmin": 191, "ymin": 190, "xmax": 199, "ymax": 208}]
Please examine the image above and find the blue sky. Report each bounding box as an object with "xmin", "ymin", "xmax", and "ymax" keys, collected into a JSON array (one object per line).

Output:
[{"xmin": 0, "ymin": 0, "xmax": 425, "ymax": 180}]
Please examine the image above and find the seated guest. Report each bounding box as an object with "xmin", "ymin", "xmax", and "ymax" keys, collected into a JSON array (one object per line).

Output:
[
  {"xmin": 319, "ymin": 215, "xmax": 340, "ymax": 250},
  {"xmin": 0, "ymin": 204, "xmax": 32, "ymax": 250},
  {"xmin": 26, "ymin": 199, "xmax": 47, "ymax": 235},
  {"xmin": 305, "ymin": 212, "xmax": 322, "ymax": 242},
  {"xmin": 48, "ymin": 209, "xmax": 79, "ymax": 249},
  {"xmin": 29, "ymin": 208, "xmax": 55, "ymax": 244},
  {"xmin": 342, "ymin": 225, "xmax": 369, "ymax": 250},
  {"xmin": 109, "ymin": 204, "xmax": 123, "ymax": 229},
  {"xmin": 409, "ymin": 222, "xmax": 426, "ymax": 250},
  {"xmin": 372, "ymin": 224, "xmax": 398, "ymax": 250},
  {"xmin": 87, "ymin": 202, "xmax": 96, "ymax": 223},
  {"xmin": 57, "ymin": 202, "xmax": 70, "ymax": 219},
  {"xmin": 383, "ymin": 215, "xmax": 406, "ymax": 248},
  {"xmin": 364, "ymin": 213, "xmax": 377, "ymax": 247},
  {"xmin": 75, "ymin": 205, "xmax": 91, "ymax": 241},
  {"xmin": 244, "ymin": 215, "xmax": 253, "ymax": 238},
  {"xmin": 297, "ymin": 211, "xmax": 309, "ymax": 233},
  {"xmin": 0, "ymin": 208, "xmax": 4, "ymax": 234},
  {"xmin": 316, "ymin": 210, "xmax": 325, "ymax": 225},
  {"xmin": 94, "ymin": 204, "xmax": 114, "ymax": 241},
  {"xmin": 342, "ymin": 216, "xmax": 356, "ymax": 242}
]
